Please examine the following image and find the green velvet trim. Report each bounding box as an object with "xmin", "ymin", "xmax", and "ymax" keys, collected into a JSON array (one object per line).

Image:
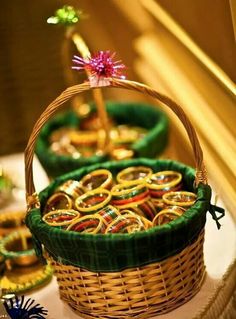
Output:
[
  {"xmin": 26, "ymin": 158, "xmax": 211, "ymax": 272},
  {"xmin": 35, "ymin": 101, "xmax": 169, "ymax": 177}
]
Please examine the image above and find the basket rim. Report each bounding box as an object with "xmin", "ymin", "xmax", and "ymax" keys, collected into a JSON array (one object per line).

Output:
[
  {"xmin": 31, "ymin": 158, "xmax": 210, "ymax": 239},
  {"xmin": 26, "ymin": 158, "xmax": 210, "ymax": 271}
]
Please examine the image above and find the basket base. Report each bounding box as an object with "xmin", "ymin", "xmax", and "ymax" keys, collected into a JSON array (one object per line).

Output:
[
  {"xmin": 49, "ymin": 231, "xmax": 205, "ymax": 319},
  {"xmin": 65, "ymin": 284, "xmax": 204, "ymax": 319}
]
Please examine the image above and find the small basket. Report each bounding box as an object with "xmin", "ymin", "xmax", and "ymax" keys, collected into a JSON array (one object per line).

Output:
[
  {"xmin": 35, "ymin": 101, "xmax": 169, "ymax": 177},
  {"xmin": 25, "ymin": 79, "xmax": 224, "ymax": 318}
]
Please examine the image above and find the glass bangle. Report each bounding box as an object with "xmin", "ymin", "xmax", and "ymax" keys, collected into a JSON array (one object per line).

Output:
[
  {"xmin": 105, "ymin": 212, "xmax": 145, "ymax": 234},
  {"xmin": 119, "ymin": 209, "xmax": 152, "ymax": 229},
  {"xmin": 80, "ymin": 169, "xmax": 113, "ymax": 191},
  {"xmin": 111, "ymin": 182, "xmax": 149, "ymax": 208},
  {"xmin": 147, "ymin": 171, "xmax": 182, "ymax": 190},
  {"xmin": 152, "ymin": 206, "xmax": 185, "ymax": 226},
  {"xmin": 162, "ymin": 191, "xmax": 197, "ymax": 207},
  {"xmin": 75, "ymin": 188, "xmax": 111, "ymax": 213},
  {"xmin": 57, "ymin": 180, "xmax": 85, "ymax": 199},
  {"xmin": 96, "ymin": 205, "xmax": 120, "ymax": 225},
  {"xmin": 42, "ymin": 209, "xmax": 80, "ymax": 227},
  {"xmin": 116, "ymin": 166, "xmax": 153, "ymax": 184},
  {"xmin": 44, "ymin": 192, "xmax": 73, "ymax": 214},
  {"xmin": 150, "ymin": 198, "xmax": 166, "ymax": 212},
  {"xmin": 67, "ymin": 214, "xmax": 106, "ymax": 234},
  {"xmin": 148, "ymin": 183, "xmax": 183, "ymax": 199}
]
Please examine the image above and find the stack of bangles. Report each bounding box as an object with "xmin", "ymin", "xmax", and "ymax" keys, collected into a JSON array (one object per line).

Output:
[{"xmin": 42, "ymin": 167, "xmax": 197, "ymax": 234}]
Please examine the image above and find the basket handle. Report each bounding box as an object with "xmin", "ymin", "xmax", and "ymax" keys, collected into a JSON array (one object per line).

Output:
[{"xmin": 25, "ymin": 78, "xmax": 207, "ymax": 209}]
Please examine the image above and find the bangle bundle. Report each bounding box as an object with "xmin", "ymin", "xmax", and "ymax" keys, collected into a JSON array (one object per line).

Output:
[{"xmin": 42, "ymin": 167, "xmax": 197, "ymax": 233}]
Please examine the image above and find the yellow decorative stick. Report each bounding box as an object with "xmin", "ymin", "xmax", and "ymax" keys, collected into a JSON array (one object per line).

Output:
[{"xmin": 48, "ymin": 5, "xmax": 111, "ymax": 152}]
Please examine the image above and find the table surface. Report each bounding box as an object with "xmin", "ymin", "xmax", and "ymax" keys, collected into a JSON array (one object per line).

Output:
[{"xmin": 0, "ymin": 153, "xmax": 236, "ymax": 319}]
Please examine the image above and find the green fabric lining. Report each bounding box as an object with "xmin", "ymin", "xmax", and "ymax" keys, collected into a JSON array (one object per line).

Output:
[
  {"xmin": 35, "ymin": 102, "xmax": 169, "ymax": 177},
  {"xmin": 26, "ymin": 158, "xmax": 211, "ymax": 272}
]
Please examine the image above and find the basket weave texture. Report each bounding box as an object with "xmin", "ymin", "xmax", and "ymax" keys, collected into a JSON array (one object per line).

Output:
[
  {"xmin": 49, "ymin": 231, "xmax": 205, "ymax": 318},
  {"xmin": 36, "ymin": 101, "xmax": 168, "ymax": 177}
]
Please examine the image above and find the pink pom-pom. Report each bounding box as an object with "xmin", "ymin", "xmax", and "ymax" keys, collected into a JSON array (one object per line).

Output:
[{"xmin": 72, "ymin": 51, "xmax": 126, "ymax": 81}]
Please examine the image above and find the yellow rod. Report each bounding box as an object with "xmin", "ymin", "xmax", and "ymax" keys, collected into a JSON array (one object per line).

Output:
[
  {"xmin": 20, "ymin": 232, "xmax": 28, "ymax": 251},
  {"xmin": 140, "ymin": 0, "xmax": 236, "ymax": 96},
  {"xmin": 71, "ymin": 32, "xmax": 111, "ymax": 152}
]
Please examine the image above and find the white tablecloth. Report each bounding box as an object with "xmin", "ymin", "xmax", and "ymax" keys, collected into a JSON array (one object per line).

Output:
[{"xmin": 1, "ymin": 154, "xmax": 236, "ymax": 319}]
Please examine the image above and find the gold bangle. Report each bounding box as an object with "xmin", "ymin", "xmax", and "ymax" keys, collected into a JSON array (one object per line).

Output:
[
  {"xmin": 116, "ymin": 166, "xmax": 153, "ymax": 184},
  {"xmin": 109, "ymin": 147, "xmax": 134, "ymax": 161},
  {"xmin": 119, "ymin": 209, "xmax": 152, "ymax": 229},
  {"xmin": 162, "ymin": 191, "xmax": 197, "ymax": 207},
  {"xmin": 80, "ymin": 169, "xmax": 113, "ymax": 191},
  {"xmin": 111, "ymin": 182, "xmax": 149, "ymax": 208},
  {"xmin": 152, "ymin": 207, "xmax": 185, "ymax": 226},
  {"xmin": 67, "ymin": 214, "xmax": 106, "ymax": 234},
  {"xmin": 147, "ymin": 171, "xmax": 182, "ymax": 190},
  {"xmin": 105, "ymin": 212, "xmax": 145, "ymax": 234},
  {"xmin": 111, "ymin": 125, "xmax": 147, "ymax": 144},
  {"xmin": 42, "ymin": 209, "xmax": 80, "ymax": 227},
  {"xmin": 111, "ymin": 181, "xmax": 147, "ymax": 197},
  {"xmin": 44, "ymin": 192, "xmax": 73, "ymax": 214},
  {"xmin": 75, "ymin": 188, "xmax": 111, "ymax": 213},
  {"xmin": 151, "ymin": 198, "xmax": 166, "ymax": 212},
  {"xmin": 68, "ymin": 130, "xmax": 98, "ymax": 146},
  {"xmin": 57, "ymin": 179, "xmax": 85, "ymax": 199},
  {"xmin": 97, "ymin": 205, "xmax": 120, "ymax": 225}
]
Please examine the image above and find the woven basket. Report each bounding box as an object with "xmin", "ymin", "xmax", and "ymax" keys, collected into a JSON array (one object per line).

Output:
[
  {"xmin": 35, "ymin": 101, "xmax": 168, "ymax": 177},
  {"xmin": 25, "ymin": 79, "xmax": 223, "ymax": 318}
]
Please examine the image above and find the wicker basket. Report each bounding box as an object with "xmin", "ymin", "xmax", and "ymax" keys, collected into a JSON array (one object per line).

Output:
[
  {"xmin": 35, "ymin": 101, "xmax": 168, "ymax": 177},
  {"xmin": 25, "ymin": 79, "xmax": 224, "ymax": 318}
]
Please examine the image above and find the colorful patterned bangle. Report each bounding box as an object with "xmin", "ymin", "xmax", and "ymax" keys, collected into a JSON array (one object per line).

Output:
[
  {"xmin": 152, "ymin": 206, "xmax": 186, "ymax": 226},
  {"xmin": 97, "ymin": 205, "xmax": 120, "ymax": 225},
  {"xmin": 119, "ymin": 210, "xmax": 152, "ymax": 229},
  {"xmin": 116, "ymin": 166, "xmax": 153, "ymax": 184},
  {"xmin": 105, "ymin": 212, "xmax": 145, "ymax": 234},
  {"xmin": 42, "ymin": 209, "xmax": 80, "ymax": 227},
  {"xmin": 67, "ymin": 214, "xmax": 106, "ymax": 234},
  {"xmin": 137, "ymin": 200, "xmax": 157, "ymax": 221},
  {"xmin": 150, "ymin": 198, "xmax": 166, "ymax": 212},
  {"xmin": 148, "ymin": 171, "xmax": 182, "ymax": 190},
  {"xmin": 44, "ymin": 192, "xmax": 73, "ymax": 214},
  {"xmin": 111, "ymin": 182, "xmax": 149, "ymax": 209},
  {"xmin": 57, "ymin": 179, "xmax": 85, "ymax": 199},
  {"xmin": 148, "ymin": 183, "xmax": 183, "ymax": 199},
  {"xmin": 147, "ymin": 171, "xmax": 182, "ymax": 198},
  {"xmin": 162, "ymin": 191, "xmax": 197, "ymax": 207},
  {"xmin": 75, "ymin": 188, "xmax": 111, "ymax": 213},
  {"xmin": 80, "ymin": 169, "xmax": 113, "ymax": 191},
  {"xmin": 125, "ymin": 201, "xmax": 156, "ymax": 221}
]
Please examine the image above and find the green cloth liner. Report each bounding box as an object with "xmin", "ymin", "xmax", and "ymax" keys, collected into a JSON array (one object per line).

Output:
[
  {"xmin": 35, "ymin": 101, "xmax": 169, "ymax": 177},
  {"xmin": 26, "ymin": 158, "xmax": 224, "ymax": 272}
]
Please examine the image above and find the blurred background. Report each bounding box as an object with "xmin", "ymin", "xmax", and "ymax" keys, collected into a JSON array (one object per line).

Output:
[{"xmin": 0, "ymin": 0, "xmax": 235, "ymax": 215}]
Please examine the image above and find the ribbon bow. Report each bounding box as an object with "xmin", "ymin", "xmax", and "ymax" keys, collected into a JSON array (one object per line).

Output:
[{"xmin": 208, "ymin": 203, "xmax": 225, "ymax": 229}]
